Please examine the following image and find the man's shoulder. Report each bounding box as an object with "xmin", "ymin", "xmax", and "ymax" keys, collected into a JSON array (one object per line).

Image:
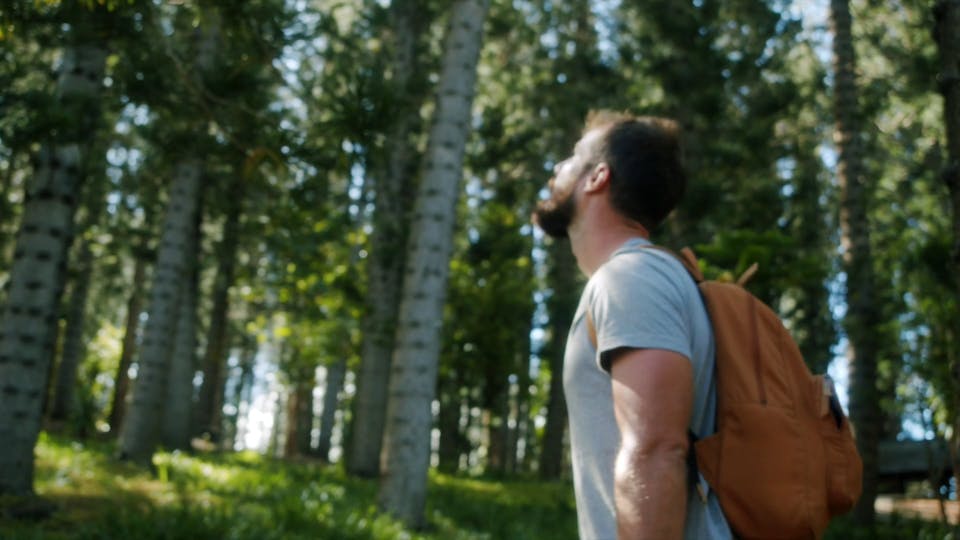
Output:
[{"xmin": 592, "ymin": 243, "xmax": 693, "ymax": 294}]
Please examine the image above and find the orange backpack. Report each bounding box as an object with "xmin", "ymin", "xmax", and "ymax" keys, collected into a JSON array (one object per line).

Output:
[{"xmin": 589, "ymin": 246, "xmax": 863, "ymax": 539}]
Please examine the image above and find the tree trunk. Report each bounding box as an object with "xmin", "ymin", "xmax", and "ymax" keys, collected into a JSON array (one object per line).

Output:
[
  {"xmin": 49, "ymin": 239, "xmax": 94, "ymax": 421},
  {"xmin": 223, "ymin": 339, "xmax": 255, "ymax": 450},
  {"xmin": 347, "ymin": 0, "xmax": 423, "ymax": 478},
  {"xmin": 0, "ymin": 41, "xmax": 106, "ymax": 496},
  {"xmin": 436, "ymin": 383, "xmax": 462, "ymax": 473},
  {"xmin": 194, "ymin": 179, "xmax": 242, "ymax": 442},
  {"xmin": 284, "ymin": 373, "xmax": 314, "ymax": 459},
  {"xmin": 108, "ymin": 255, "xmax": 147, "ymax": 435},
  {"xmin": 317, "ymin": 357, "xmax": 346, "ymax": 462},
  {"xmin": 486, "ymin": 390, "xmax": 510, "ymax": 475},
  {"xmin": 161, "ymin": 213, "xmax": 201, "ymax": 451},
  {"xmin": 514, "ymin": 342, "xmax": 533, "ymax": 473},
  {"xmin": 830, "ymin": 0, "xmax": 880, "ymax": 525},
  {"xmin": 935, "ymin": 0, "xmax": 960, "ymax": 280},
  {"xmin": 792, "ymin": 135, "xmax": 835, "ymax": 374},
  {"xmin": 377, "ymin": 0, "xmax": 490, "ymax": 527},
  {"xmin": 539, "ymin": 240, "xmax": 577, "ymax": 479},
  {"xmin": 934, "ymin": 2, "xmax": 960, "ymax": 526},
  {"xmin": 118, "ymin": 162, "xmax": 201, "ymax": 464},
  {"xmin": 120, "ymin": 12, "xmax": 218, "ymax": 463}
]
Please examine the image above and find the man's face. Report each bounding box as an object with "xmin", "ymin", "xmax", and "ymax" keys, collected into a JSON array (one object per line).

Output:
[{"xmin": 533, "ymin": 129, "xmax": 602, "ymax": 238}]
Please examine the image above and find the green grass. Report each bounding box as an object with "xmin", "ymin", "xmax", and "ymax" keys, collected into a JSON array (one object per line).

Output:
[
  {"xmin": 3, "ymin": 434, "xmax": 952, "ymax": 539},
  {"xmin": 0, "ymin": 434, "xmax": 578, "ymax": 539}
]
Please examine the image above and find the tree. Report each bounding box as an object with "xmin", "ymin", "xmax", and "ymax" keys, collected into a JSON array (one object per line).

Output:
[
  {"xmin": 0, "ymin": 7, "xmax": 108, "ymax": 496},
  {"xmin": 830, "ymin": 0, "xmax": 881, "ymax": 525},
  {"xmin": 118, "ymin": 161, "xmax": 203, "ymax": 463},
  {"xmin": 161, "ymin": 212, "xmax": 201, "ymax": 451},
  {"xmin": 347, "ymin": 0, "xmax": 429, "ymax": 479},
  {"xmin": 194, "ymin": 175, "xmax": 243, "ymax": 443},
  {"xmin": 118, "ymin": 6, "xmax": 220, "ymax": 464},
  {"xmin": 107, "ymin": 250, "xmax": 148, "ymax": 435},
  {"xmin": 935, "ymin": 0, "xmax": 959, "ymax": 312},
  {"xmin": 934, "ymin": 0, "xmax": 960, "ymax": 505},
  {"xmin": 49, "ymin": 239, "xmax": 95, "ymax": 421},
  {"xmin": 378, "ymin": 0, "xmax": 490, "ymax": 527}
]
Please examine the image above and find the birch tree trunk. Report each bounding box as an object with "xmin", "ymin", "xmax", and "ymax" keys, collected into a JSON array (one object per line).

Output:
[
  {"xmin": 161, "ymin": 215, "xmax": 201, "ymax": 451},
  {"xmin": 108, "ymin": 255, "xmax": 147, "ymax": 435},
  {"xmin": 0, "ymin": 42, "xmax": 106, "ymax": 496},
  {"xmin": 378, "ymin": 0, "xmax": 489, "ymax": 527},
  {"xmin": 118, "ymin": 163, "xmax": 201, "ymax": 463},
  {"xmin": 49, "ymin": 240, "xmax": 94, "ymax": 421},
  {"xmin": 830, "ymin": 0, "xmax": 880, "ymax": 525},
  {"xmin": 317, "ymin": 357, "xmax": 346, "ymax": 462},
  {"xmin": 348, "ymin": 0, "xmax": 423, "ymax": 478},
  {"xmin": 119, "ymin": 13, "xmax": 217, "ymax": 464},
  {"xmin": 194, "ymin": 179, "xmax": 242, "ymax": 441}
]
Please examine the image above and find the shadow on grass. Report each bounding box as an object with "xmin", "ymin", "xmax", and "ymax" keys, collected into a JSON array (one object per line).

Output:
[
  {"xmin": 2, "ymin": 433, "xmax": 578, "ymax": 540},
  {"xmin": 427, "ymin": 474, "xmax": 578, "ymax": 540}
]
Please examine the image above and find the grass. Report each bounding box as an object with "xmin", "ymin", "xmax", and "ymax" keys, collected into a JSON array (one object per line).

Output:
[
  {"xmin": 0, "ymin": 433, "xmax": 579, "ymax": 539},
  {"xmin": 3, "ymin": 434, "xmax": 953, "ymax": 539}
]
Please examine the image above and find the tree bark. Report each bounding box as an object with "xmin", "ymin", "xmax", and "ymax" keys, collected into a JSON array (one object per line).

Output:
[
  {"xmin": 194, "ymin": 179, "xmax": 242, "ymax": 442},
  {"xmin": 49, "ymin": 239, "xmax": 94, "ymax": 421},
  {"xmin": 284, "ymin": 373, "xmax": 314, "ymax": 459},
  {"xmin": 830, "ymin": 0, "xmax": 880, "ymax": 525},
  {"xmin": 792, "ymin": 135, "xmax": 835, "ymax": 374},
  {"xmin": 436, "ymin": 382, "xmax": 462, "ymax": 473},
  {"xmin": 378, "ymin": 0, "xmax": 489, "ymax": 527},
  {"xmin": 317, "ymin": 356, "xmax": 346, "ymax": 462},
  {"xmin": 347, "ymin": 0, "xmax": 423, "ymax": 478},
  {"xmin": 539, "ymin": 240, "xmax": 577, "ymax": 479},
  {"xmin": 935, "ymin": 0, "xmax": 960, "ymax": 279},
  {"xmin": 161, "ymin": 213, "xmax": 201, "ymax": 451},
  {"xmin": 223, "ymin": 339, "xmax": 255, "ymax": 450},
  {"xmin": 118, "ymin": 162, "xmax": 201, "ymax": 464},
  {"xmin": 119, "ymin": 12, "xmax": 218, "ymax": 464},
  {"xmin": 934, "ymin": 2, "xmax": 960, "ymax": 526},
  {"xmin": 0, "ymin": 40, "xmax": 106, "ymax": 496},
  {"xmin": 108, "ymin": 255, "xmax": 147, "ymax": 435}
]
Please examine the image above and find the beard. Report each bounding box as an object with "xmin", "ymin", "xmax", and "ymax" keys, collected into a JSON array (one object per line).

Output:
[{"xmin": 532, "ymin": 184, "xmax": 576, "ymax": 239}]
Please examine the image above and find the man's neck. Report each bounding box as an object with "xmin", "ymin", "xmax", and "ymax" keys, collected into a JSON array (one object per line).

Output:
[{"xmin": 569, "ymin": 214, "xmax": 649, "ymax": 277}]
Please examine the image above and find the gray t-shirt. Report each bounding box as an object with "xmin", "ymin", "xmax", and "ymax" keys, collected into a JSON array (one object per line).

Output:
[{"xmin": 563, "ymin": 237, "xmax": 732, "ymax": 540}]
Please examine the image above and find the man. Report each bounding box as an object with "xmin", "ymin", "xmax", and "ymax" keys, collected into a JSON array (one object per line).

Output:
[{"xmin": 533, "ymin": 111, "xmax": 732, "ymax": 540}]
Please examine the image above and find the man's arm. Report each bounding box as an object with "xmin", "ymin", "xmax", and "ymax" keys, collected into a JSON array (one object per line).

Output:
[{"xmin": 608, "ymin": 347, "xmax": 693, "ymax": 540}]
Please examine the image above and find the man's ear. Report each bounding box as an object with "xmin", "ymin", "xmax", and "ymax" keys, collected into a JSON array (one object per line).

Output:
[{"xmin": 583, "ymin": 163, "xmax": 610, "ymax": 193}]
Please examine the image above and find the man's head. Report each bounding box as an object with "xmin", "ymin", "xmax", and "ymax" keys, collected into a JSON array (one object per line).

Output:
[{"xmin": 533, "ymin": 111, "xmax": 687, "ymax": 238}]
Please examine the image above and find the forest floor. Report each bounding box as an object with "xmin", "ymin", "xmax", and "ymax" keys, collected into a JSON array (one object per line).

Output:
[
  {"xmin": 876, "ymin": 495, "xmax": 960, "ymax": 525},
  {"xmin": 0, "ymin": 433, "xmax": 954, "ymax": 539},
  {"xmin": 0, "ymin": 433, "xmax": 578, "ymax": 539}
]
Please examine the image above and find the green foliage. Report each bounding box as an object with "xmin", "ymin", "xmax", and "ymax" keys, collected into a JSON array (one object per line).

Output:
[
  {"xmin": 0, "ymin": 434, "xmax": 577, "ymax": 540},
  {"xmin": 825, "ymin": 514, "xmax": 956, "ymax": 540}
]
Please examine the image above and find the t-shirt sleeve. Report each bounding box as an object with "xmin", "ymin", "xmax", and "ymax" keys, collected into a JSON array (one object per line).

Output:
[{"xmin": 586, "ymin": 253, "xmax": 693, "ymax": 373}]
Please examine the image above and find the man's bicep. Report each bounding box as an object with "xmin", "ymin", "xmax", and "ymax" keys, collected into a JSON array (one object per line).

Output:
[{"xmin": 609, "ymin": 348, "xmax": 694, "ymax": 450}]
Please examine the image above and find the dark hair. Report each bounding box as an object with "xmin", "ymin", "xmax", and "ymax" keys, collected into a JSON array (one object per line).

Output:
[{"xmin": 584, "ymin": 111, "xmax": 687, "ymax": 231}]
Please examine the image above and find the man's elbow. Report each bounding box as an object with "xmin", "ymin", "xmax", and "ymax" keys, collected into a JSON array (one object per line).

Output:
[{"xmin": 620, "ymin": 433, "xmax": 689, "ymax": 466}]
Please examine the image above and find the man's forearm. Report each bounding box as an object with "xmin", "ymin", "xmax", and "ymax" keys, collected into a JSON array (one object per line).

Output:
[{"xmin": 614, "ymin": 445, "xmax": 688, "ymax": 540}]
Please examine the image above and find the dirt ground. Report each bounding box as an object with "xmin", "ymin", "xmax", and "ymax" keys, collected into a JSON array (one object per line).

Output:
[{"xmin": 876, "ymin": 495, "xmax": 960, "ymax": 524}]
